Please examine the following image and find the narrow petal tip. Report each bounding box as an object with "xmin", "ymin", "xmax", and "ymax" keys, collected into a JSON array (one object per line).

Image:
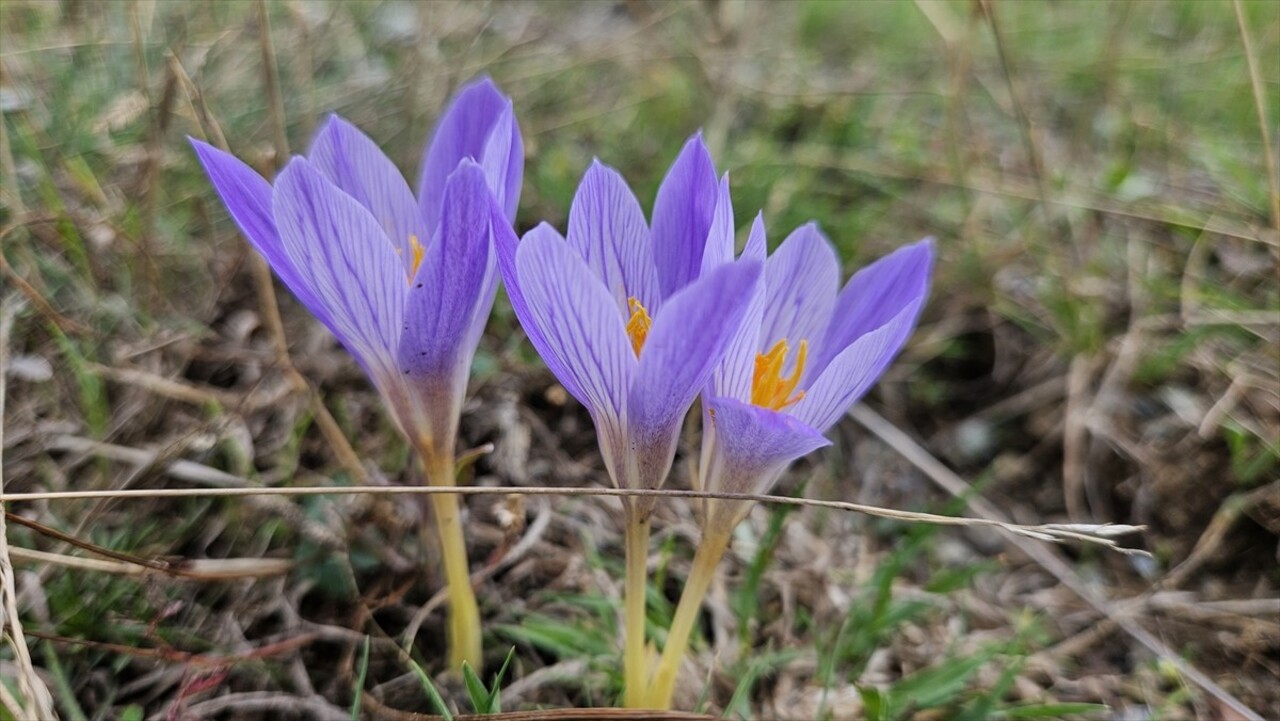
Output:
[{"xmin": 448, "ymin": 156, "xmax": 487, "ymax": 180}]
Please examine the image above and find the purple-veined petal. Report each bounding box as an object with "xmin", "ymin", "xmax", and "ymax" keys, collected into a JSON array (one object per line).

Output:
[
  {"xmin": 398, "ymin": 161, "xmax": 495, "ymax": 382},
  {"xmin": 706, "ymin": 396, "xmax": 830, "ymax": 492},
  {"xmin": 308, "ymin": 115, "xmax": 426, "ymax": 264},
  {"xmin": 708, "ymin": 214, "xmax": 769, "ymax": 401},
  {"xmin": 495, "ymin": 222, "xmax": 587, "ymax": 405},
  {"xmin": 516, "ymin": 224, "xmax": 636, "ymax": 426},
  {"xmin": 272, "ymin": 157, "xmax": 406, "ymax": 379},
  {"xmin": 699, "ymin": 173, "xmax": 735, "ymax": 273},
  {"xmin": 815, "ymin": 238, "xmax": 934, "ymax": 374},
  {"xmin": 701, "ymin": 395, "xmax": 830, "ymax": 535},
  {"xmin": 760, "ymin": 222, "xmax": 839, "ymax": 380},
  {"xmin": 419, "ymin": 77, "xmax": 521, "ymax": 233},
  {"xmin": 791, "ymin": 297, "xmax": 925, "ymax": 433},
  {"xmin": 566, "ymin": 160, "xmax": 659, "ymax": 315},
  {"xmin": 190, "ymin": 139, "xmax": 329, "ymax": 324},
  {"xmin": 477, "ymin": 103, "xmax": 523, "ymax": 222},
  {"xmin": 627, "ymin": 260, "xmax": 761, "ymax": 490},
  {"xmin": 651, "ymin": 132, "xmax": 718, "ymax": 298},
  {"xmin": 741, "ymin": 211, "xmax": 767, "ymax": 263}
]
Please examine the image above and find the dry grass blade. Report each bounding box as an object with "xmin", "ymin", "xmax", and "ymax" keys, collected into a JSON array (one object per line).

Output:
[
  {"xmin": 0, "ymin": 483, "xmax": 1145, "ymax": 554},
  {"xmin": 0, "ymin": 297, "xmax": 58, "ymax": 720},
  {"xmin": 5, "ymin": 545, "xmax": 293, "ymax": 581}
]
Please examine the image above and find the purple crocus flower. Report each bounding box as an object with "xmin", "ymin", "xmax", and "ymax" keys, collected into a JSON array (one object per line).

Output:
[
  {"xmin": 190, "ymin": 77, "xmax": 521, "ymax": 471},
  {"xmin": 492, "ymin": 138, "xmax": 758, "ymax": 704},
  {"xmin": 645, "ymin": 172, "xmax": 932, "ymax": 708},
  {"xmin": 493, "ymin": 149, "xmax": 759, "ymax": 500},
  {"xmin": 190, "ymin": 77, "xmax": 522, "ymax": 669},
  {"xmin": 699, "ymin": 220, "xmax": 934, "ymax": 533}
]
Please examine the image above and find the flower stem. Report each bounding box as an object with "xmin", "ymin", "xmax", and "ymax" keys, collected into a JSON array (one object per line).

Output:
[
  {"xmin": 645, "ymin": 527, "xmax": 732, "ymax": 709},
  {"xmin": 622, "ymin": 514, "xmax": 652, "ymax": 708},
  {"xmin": 427, "ymin": 459, "xmax": 482, "ymax": 670}
]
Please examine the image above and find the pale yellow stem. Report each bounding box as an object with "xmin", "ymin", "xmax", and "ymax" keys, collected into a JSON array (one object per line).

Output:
[
  {"xmin": 645, "ymin": 528, "xmax": 732, "ymax": 709},
  {"xmin": 622, "ymin": 514, "xmax": 652, "ymax": 707},
  {"xmin": 427, "ymin": 458, "xmax": 482, "ymax": 670}
]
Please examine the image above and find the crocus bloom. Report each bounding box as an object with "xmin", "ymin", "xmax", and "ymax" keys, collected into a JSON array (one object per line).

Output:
[
  {"xmin": 191, "ymin": 78, "xmax": 520, "ymax": 467},
  {"xmin": 645, "ymin": 210, "xmax": 933, "ymax": 708},
  {"xmin": 493, "ymin": 155, "xmax": 758, "ymax": 503},
  {"xmin": 699, "ymin": 224, "xmax": 934, "ymax": 534},
  {"xmin": 491, "ymin": 140, "xmax": 759, "ymax": 705},
  {"xmin": 191, "ymin": 77, "xmax": 522, "ymax": 669}
]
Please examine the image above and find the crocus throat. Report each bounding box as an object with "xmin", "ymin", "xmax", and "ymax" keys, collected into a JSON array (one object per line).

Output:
[
  {"xmin": 752, "ymin": 339, "xmax": 807, "ymax": 411},
  {"xmin": 625, "ymin": 297, "xmax": 652, "ymax": 357},
  {"xmin": 408, "ymin": 235, "xmax": 426, "ymax": 280}
]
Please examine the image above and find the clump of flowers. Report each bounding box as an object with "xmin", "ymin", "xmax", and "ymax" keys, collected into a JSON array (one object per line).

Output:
[
  {"xmin": 192, "ymin": 77, "xmax": 522, "ymax": 669},
  {"xmin": 192, "ymin": 76, "xmax": 933, "ymax": 706},
  {"xmin": 495, "ymin": 130, "xmax": 932, "ymax": 706}
]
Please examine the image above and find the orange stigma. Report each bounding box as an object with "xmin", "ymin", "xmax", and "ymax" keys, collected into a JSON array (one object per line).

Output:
[
  {"xmin": 408, "ymin": 235, "xmax": 426, "ymax": 280},
  {"xmin": 625, "ymin": 297, "xmax": 652, "ymax": 357},
  {"xmin": 751, "ymin": 339, "xmax": 808, "ymax": 411}
]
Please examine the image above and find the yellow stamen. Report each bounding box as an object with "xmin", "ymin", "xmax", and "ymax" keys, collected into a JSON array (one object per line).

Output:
[
  {"xmin": 625, "ymin": 297, "xmax": 652, "ymax": 357},
  {"xmin": 408, "ymin": 235, "xmax": 426, "ymax": 280},
  {"xmin": 751, "ymin": 339, "xmax": 807, "ymax": 411}
]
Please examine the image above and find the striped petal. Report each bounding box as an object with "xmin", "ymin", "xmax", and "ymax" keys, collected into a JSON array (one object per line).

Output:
[
  {"xmin": 398, "ymin": 160, "xmax": 495, "ymax": 383},
  {"xmin": 651, "ymin": 132, "xmax": 718, "ymax": 299},
  {"xmin": 308, "ymin": 115, "xmax": 426, "ymax": 265},
  {"xmin": 495, "ymin": 222, "xmax": 588, "ymax": 407},
  {"xmin": 760, "ymin": 222, "xmax": 839, "ymax": 379},
  {"xmin": 699, "ymin": 173, "xmax": 735, "ymax": 274},
  {"xmin": 627, "ymin": 260, "xmax": 761, "ymax": 488},
  {"xmin": 702, "ymin": 395, "xmax": 830, "ymax": 534},
  {"xmin": 708, "ymin": 213, "xmax": 768, "ymax": 401},
  {"xmin": 706, "ymin": 396, "xmax": 830, "ymax": 490},
  {"xmin": 515, "ymin": 224, "xmax": 636, "ymax": 428},
  {"xmin": 419, "ymin": 77, "xmax": 523, "ymax": 233},
  {"xmin": 791, "ymin": 297, "xmax": 925, "ymax": 433},
  {"xmin": 477, "ymin": 102, "xmax": 523, "ymax": 222},
  {"xmin": 816, "ymin": 238, "xmax": 934, "ymax": 374},
  {"xmin": 566, "ymin": 160, "xmax": 659, "ymax": 316},
  {"xmin": 271, "ymin": 157, "xmax": 406, "ymax": 380},
  {"xmin": 190, "ymin": 139, "xmax": 328, "ymax": 326}
]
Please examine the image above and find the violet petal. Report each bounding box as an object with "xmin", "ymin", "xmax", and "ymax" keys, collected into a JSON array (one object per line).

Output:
[
  {"xmin": 190, "ymin": 139, "xmax": 328, "ymax": 325},
  {"xmin": 628, "ymin": 260, "xmax": 761, "ymax": 473},
  {"xmin": 760, "ymin": 222, "xmax": 839, "ymax": 378},
  {"xmin": 708, "ymin": 214, "xmax": 769, "ymax": 402},
  {"xmin": 816, "ymin": 238, "xmax": 934, "ymax": 374},
  {"xmin": 791, "ymin": 297, "xmax": 925, "ymax": 433},
  {"xmin": 308, "ymin": 115, "xmax": 426, "ymax": 265},
  {"xmin": 515, "ymin": 224, "xmax": 636, "ymax": 426},
  {"xmin": 650, "ymin": 132, "xmax": 718, "ymax": 298},
  {"xmin": 419, "ymin": 77, "xmax": 522, "ymax": 233},
  {"xmin": 398, "ymin": 160, "xmax": 495, "ymax": 382},
  {"xmin": 272, "ymin": 157, "xmax": 405, "ymax": 379},
  {"xmin": 566, "ymin": 160, "xmax": 660, "ymax": 315}
]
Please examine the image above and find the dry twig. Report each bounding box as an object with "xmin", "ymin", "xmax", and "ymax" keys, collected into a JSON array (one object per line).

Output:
[{"xmin": 0, "ymin": 298, "xmax": 58, "ymax": 720}]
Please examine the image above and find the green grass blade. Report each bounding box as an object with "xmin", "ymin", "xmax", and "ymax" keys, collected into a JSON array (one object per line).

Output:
[
  {"xmin": 406, "ymin": 659, "xmax": 453, "ymax": 721},
  {"xmin": 461, "ymin": 661, "xmax": 489, "ymax": 714},
  {"xmin": 486, "ymin": 646, "xmax": 517, "ymax": 713},
  {"xmin": 349, "ymin": 636, "xmax": 371, "ymax": 721}
]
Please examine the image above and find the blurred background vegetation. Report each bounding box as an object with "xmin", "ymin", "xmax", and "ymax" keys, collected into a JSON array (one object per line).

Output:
[{"xmin": 1, "ymin": 1, "xmax": 1277, "ymax": 719}]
